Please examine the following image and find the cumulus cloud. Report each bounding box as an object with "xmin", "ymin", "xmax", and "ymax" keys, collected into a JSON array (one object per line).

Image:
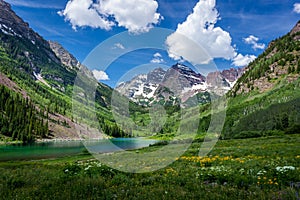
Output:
[
  {"xmin": 166, "ymin": 0, "xmax": 257, "ymax": 68},
  {"xmin": 166, "ymin": 0, "xmax": 236, "ymax": 65},
  {"xmin": 150, "ymin": 52, "xmax": 165, "ymax": 63},
  {"xmin": 59, "ymin": 0, "xmax": 162, "ymax": 34},
  {"xmin": 100, "ymin": 0, "xmax": 162, "ymax": 34},
  {"xmin": 293, "ymin": 3, "xmax": 300, "ymax": 14},
  {"xmin": 113, "ymin": 43, "xmax": 125, "ymax": 50},
  {"xmin": 58, "ymin": 0, "xmax": 113, "ymax": 30},
  {"xmin": 92, "ymin": 70, "xmax": 110, "ymax": 81},
  {"xmin": 243, "ymin": 35, "xmax": 265, "ymax": 50},
  {"xmin": 232, "ymin": 54, "xmax": 256, "ymax": 67}
]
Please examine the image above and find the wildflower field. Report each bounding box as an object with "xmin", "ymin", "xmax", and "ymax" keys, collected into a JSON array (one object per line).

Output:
[{"xmin": 0, "ymin": 134, "xmax": 299, "ymax": 199}]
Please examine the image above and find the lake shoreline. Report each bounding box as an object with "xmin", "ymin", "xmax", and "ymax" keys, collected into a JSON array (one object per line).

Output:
[
  {"xmin": 0, "ymin": 137, "xmax": 159, "ymax": 161},
  {"xmin": 0, "ymin": 136, "xmax": 114, "ymax": 145}
]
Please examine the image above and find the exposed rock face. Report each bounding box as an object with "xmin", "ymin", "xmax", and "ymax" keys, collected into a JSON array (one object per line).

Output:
[
  {"xmin": 0, "ymin": 0, "xmax": 40, "ymax": 41},
  {"xmin": 147, "ymin": 67, "xmax": 166, "ymax": 84},
  {"xmin": 0, "ymin": 0, "xmax": 115, "ymax": 141},
  {"xmin": 49, "ymin": 41, "xmax": 80, "ymax": 70},
  {"xmin": 0, "ymin": 0, "xmax": 82, "ymax": 90},
  {"xmin": 206, "ymin": 71, "xmax": 229, "ymax": 88},
  {"xmin": 230, "ymin": 21, "xmax": 300, "ymax": 96},
  {"xmin": 221, "ymin": 68, "xmax": 244, "ymax": 82},
  {"xmin": 290, "ymin": 20, "xmax": 300, "ymax": 40},
  {"xmin": 0, "ymin": 0, "xmax": 62, "ymax": 69},
  {"xmin": 205, "ymin": 68, "xmax": 244, "ymax": 90},
  {"xmin": 116, "ymin": 63, "xmax": 244, "ymax": 105},
  {"xmin": 290, "ymin": 20, "xmax": 300, "ymax": 36},
  {"xmin": 0, "ymin": 0, "xmax": 57, "ymax": 58}
]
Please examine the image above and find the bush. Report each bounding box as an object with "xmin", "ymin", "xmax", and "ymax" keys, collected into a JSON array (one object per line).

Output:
[
  {"xmin": 285, "ymin": 124, "xmax": 300, "ymax": 134},
  {"xmin": 233, "ymin": 131, "xmax": 263, "ymax": 139}
]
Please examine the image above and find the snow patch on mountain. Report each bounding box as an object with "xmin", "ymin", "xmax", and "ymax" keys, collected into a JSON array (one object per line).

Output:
[
  {"xmin": 116, "ymin": 63, "xmax": 244, "ymax": 105},
  {"xmin": 0, "ymin": 23, "xmax": 22, "ymax": 37}
]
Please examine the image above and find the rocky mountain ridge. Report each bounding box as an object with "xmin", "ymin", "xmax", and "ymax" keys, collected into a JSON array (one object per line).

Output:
[
  {"xmin": 0, "ymin": 0, "xmax": 60, "ymax": 64},
  {"xmin": 117, "ymin": 63, "xmax": 244, "ymax": 105},
  {"xmin": 231, "ymin": 20, "xmax": 300, "ymax": 96},
  {"xmin": 48, "ymin": 41, "xmax": 80, "ymax": 71}
]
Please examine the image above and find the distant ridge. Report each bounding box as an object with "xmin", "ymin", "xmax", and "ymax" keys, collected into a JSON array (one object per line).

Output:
[{"xmin": 116, "ymin": 63, "xmax": 244, "ymax": 106}]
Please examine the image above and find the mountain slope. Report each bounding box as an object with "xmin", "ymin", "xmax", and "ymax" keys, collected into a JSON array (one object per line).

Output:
[
  {"xmin": 230, "ymin": 21, "xmax": 300, "ymax": 96},
  {"xmin": 49, "ymin": 41, "xmax": 80, "ymax": 71},
  {"xmin": 219, "ymin": 21, "xmax": 300, "ymax": 139},
  {"xmin": 0, "ymin": 0, "xmax": 128, "ymax": 142}
]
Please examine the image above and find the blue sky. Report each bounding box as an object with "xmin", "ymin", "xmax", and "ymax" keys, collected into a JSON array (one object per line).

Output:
[{"xmin": 6, "ymin": 0, "xmax": 300, "ymax": 87}]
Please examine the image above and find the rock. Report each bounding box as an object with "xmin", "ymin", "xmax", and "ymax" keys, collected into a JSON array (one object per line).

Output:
[{"xmin": 49, "ymin": 41, "xmax": 80, "ymax": 70}]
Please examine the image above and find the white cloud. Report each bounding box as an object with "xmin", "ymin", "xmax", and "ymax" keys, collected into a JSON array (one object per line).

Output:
[
  {"xmin": 293, "ymin": 3, "xmax": 300, "ymax": 14},
  {"xmin": 92, "ymin": 70, "xmax": 110, "ymax": 81},
  {"xmin": 232, "ymin": 54, "xmax": 256, "ymax": 67},
  {"xmin": 5, "ymin": 0, "xmax": 63, "ymax": 9},
  {"xmin": 100, "ymin": 0, "xmax": 162, "ymax": 34},
  {"xmin": 113, "ymin": 43, "xmax": 125, "ymax": 50},
  {"xmin": 150, "ymin": 52, "xmax": 164, "ymax": 63},
  {"xmin": 58, "ymin": 0, "xmax": 113, "ymax": 30},
  {"xmin": 243, "ymin": 35, "xmax": 257, "ymax": 44},
  {"xmin": 243, "ymin": 35, "xmax": 265, "ymax": 50},
  {"xmin": 151, "ymin": 58, "xmax": 164, "ymax": 64},
  {"xmin": 153, "ymin": 52, "xmax": 162, "ymax": 58},
  {"xmin": 166, "ymin": 0, "xmax": 236, "ymax": 65},
  {"xmin": 59, "ymin": 0, "xmax": 162, "ymax": 34}
]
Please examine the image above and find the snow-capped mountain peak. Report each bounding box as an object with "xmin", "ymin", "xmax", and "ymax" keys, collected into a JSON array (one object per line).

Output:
[{"xmin": 115, "ymin": 64, "xmax": 244, "ymax": 106}]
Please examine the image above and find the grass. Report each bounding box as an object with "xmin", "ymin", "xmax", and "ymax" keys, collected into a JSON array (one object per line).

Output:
[{"xmin": 0, "ymin": 134, "xmax": 299, "ymax": 199}]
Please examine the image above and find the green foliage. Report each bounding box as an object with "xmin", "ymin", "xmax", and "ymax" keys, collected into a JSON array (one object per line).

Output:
[
  {"xmin": 220, "ymin": 28, "xmax": 300, "ymax": 140},
  {"xmin": 230, "ymin": 31, "xmax": 300, "ymax": 96},
  {"xmin": 0, "ymin": 42, "xmax": 71, "ymax": 116},
  {"xmin": 0, "ymin": 32, "xmax": 76, "ymax": 87},
  {"xmin": 0, "ymin": 85, "xmax": 48, "ymax": 143},
  {"xmin": 0, "ymin": 31, "xmax": 132, "ymax": 140},
  {"xmin": 224, "ymin": 98, "xmax": 300, "ymax": 138},
  {"xmin": 98, "ymin": 116, "xmax": 129, "ymax": 138},
  {"xmin": 0, "ymin": 134, "xmax": 299, "ymax": 199}
]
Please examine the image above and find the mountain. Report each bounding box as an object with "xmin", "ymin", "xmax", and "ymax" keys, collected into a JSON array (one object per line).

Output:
[
  {"xmin": 49, "ymin": 41, "xmax": 80, "ymax": 71},
  {"xmin": 218, "ymin": 20, "xmax": 300, "ymax": 139},
  {"xmin": 231, "ymin": 21, "xmax": 300, "ymax": 96},
  {"xmin": 207, "ymin": 67, "xmax": 244, "ymax": 88},
  {"xmin": 0, "ymin": 0, "xmax": 83, "ymax": 142},
  {"xmin": 0, "ymin": 1, "xmax": 53, "ymax": 52},
  {"xmin": 0, "ymin": 0, "xmax": 130, "ymax": 142},
  {"xmin": 116, "ymin": 63, "xmax": 243, "ymax": 105},
  {"xmin": 1, "ymin": 0, "xmax": 299, "ymax": 143},
  {"xmin": 0, "ymin": 0, "xmax": 76, "ymax": 91}
]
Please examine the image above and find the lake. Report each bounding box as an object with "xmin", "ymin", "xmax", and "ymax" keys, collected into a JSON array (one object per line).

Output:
[{"xmin": 0, "ymin": 138, "xmax": 157, "ymax": 161}]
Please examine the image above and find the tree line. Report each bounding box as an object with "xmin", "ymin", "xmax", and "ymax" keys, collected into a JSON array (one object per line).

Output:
[{"xmin": 0, "ymin": 85, "xmax": 48, "ymax": 143}]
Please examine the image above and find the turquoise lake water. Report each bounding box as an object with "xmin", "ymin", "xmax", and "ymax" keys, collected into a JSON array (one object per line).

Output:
[{"xmin": 0, "ymin": 138, "xmax": 157, "ymax": 161}]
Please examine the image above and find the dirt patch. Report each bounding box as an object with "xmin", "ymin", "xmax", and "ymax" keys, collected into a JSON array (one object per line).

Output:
[
  {"xmin": 46, "ymin": 112, "xmax": 106, "ymax": 140},
  {"xmin": 0, "ymin": 73, "xmax": 28, "ymax": 98}
]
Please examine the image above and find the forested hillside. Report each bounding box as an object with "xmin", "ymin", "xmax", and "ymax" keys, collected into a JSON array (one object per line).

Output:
[
  {"xmin": 0, "ymin": 0, "xmax": 138, "ymax": 142},
  {"xmin": 219, "ymin": 21, "xmax": 300, "ymax": 139},
  {"xmin": 0, "ymin": 85, "xmax": 48, "ymax": 143}
]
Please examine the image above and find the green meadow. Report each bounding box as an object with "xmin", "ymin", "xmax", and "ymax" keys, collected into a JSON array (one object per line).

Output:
[{"xmin": 0, "ymin": 134, "xmax": 299, "ymax": 200}]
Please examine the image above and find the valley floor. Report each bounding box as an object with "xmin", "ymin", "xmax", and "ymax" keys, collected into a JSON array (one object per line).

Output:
[{"xmin": 0, "ymin": 134, "xmax": 299, "ymax": 200}]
